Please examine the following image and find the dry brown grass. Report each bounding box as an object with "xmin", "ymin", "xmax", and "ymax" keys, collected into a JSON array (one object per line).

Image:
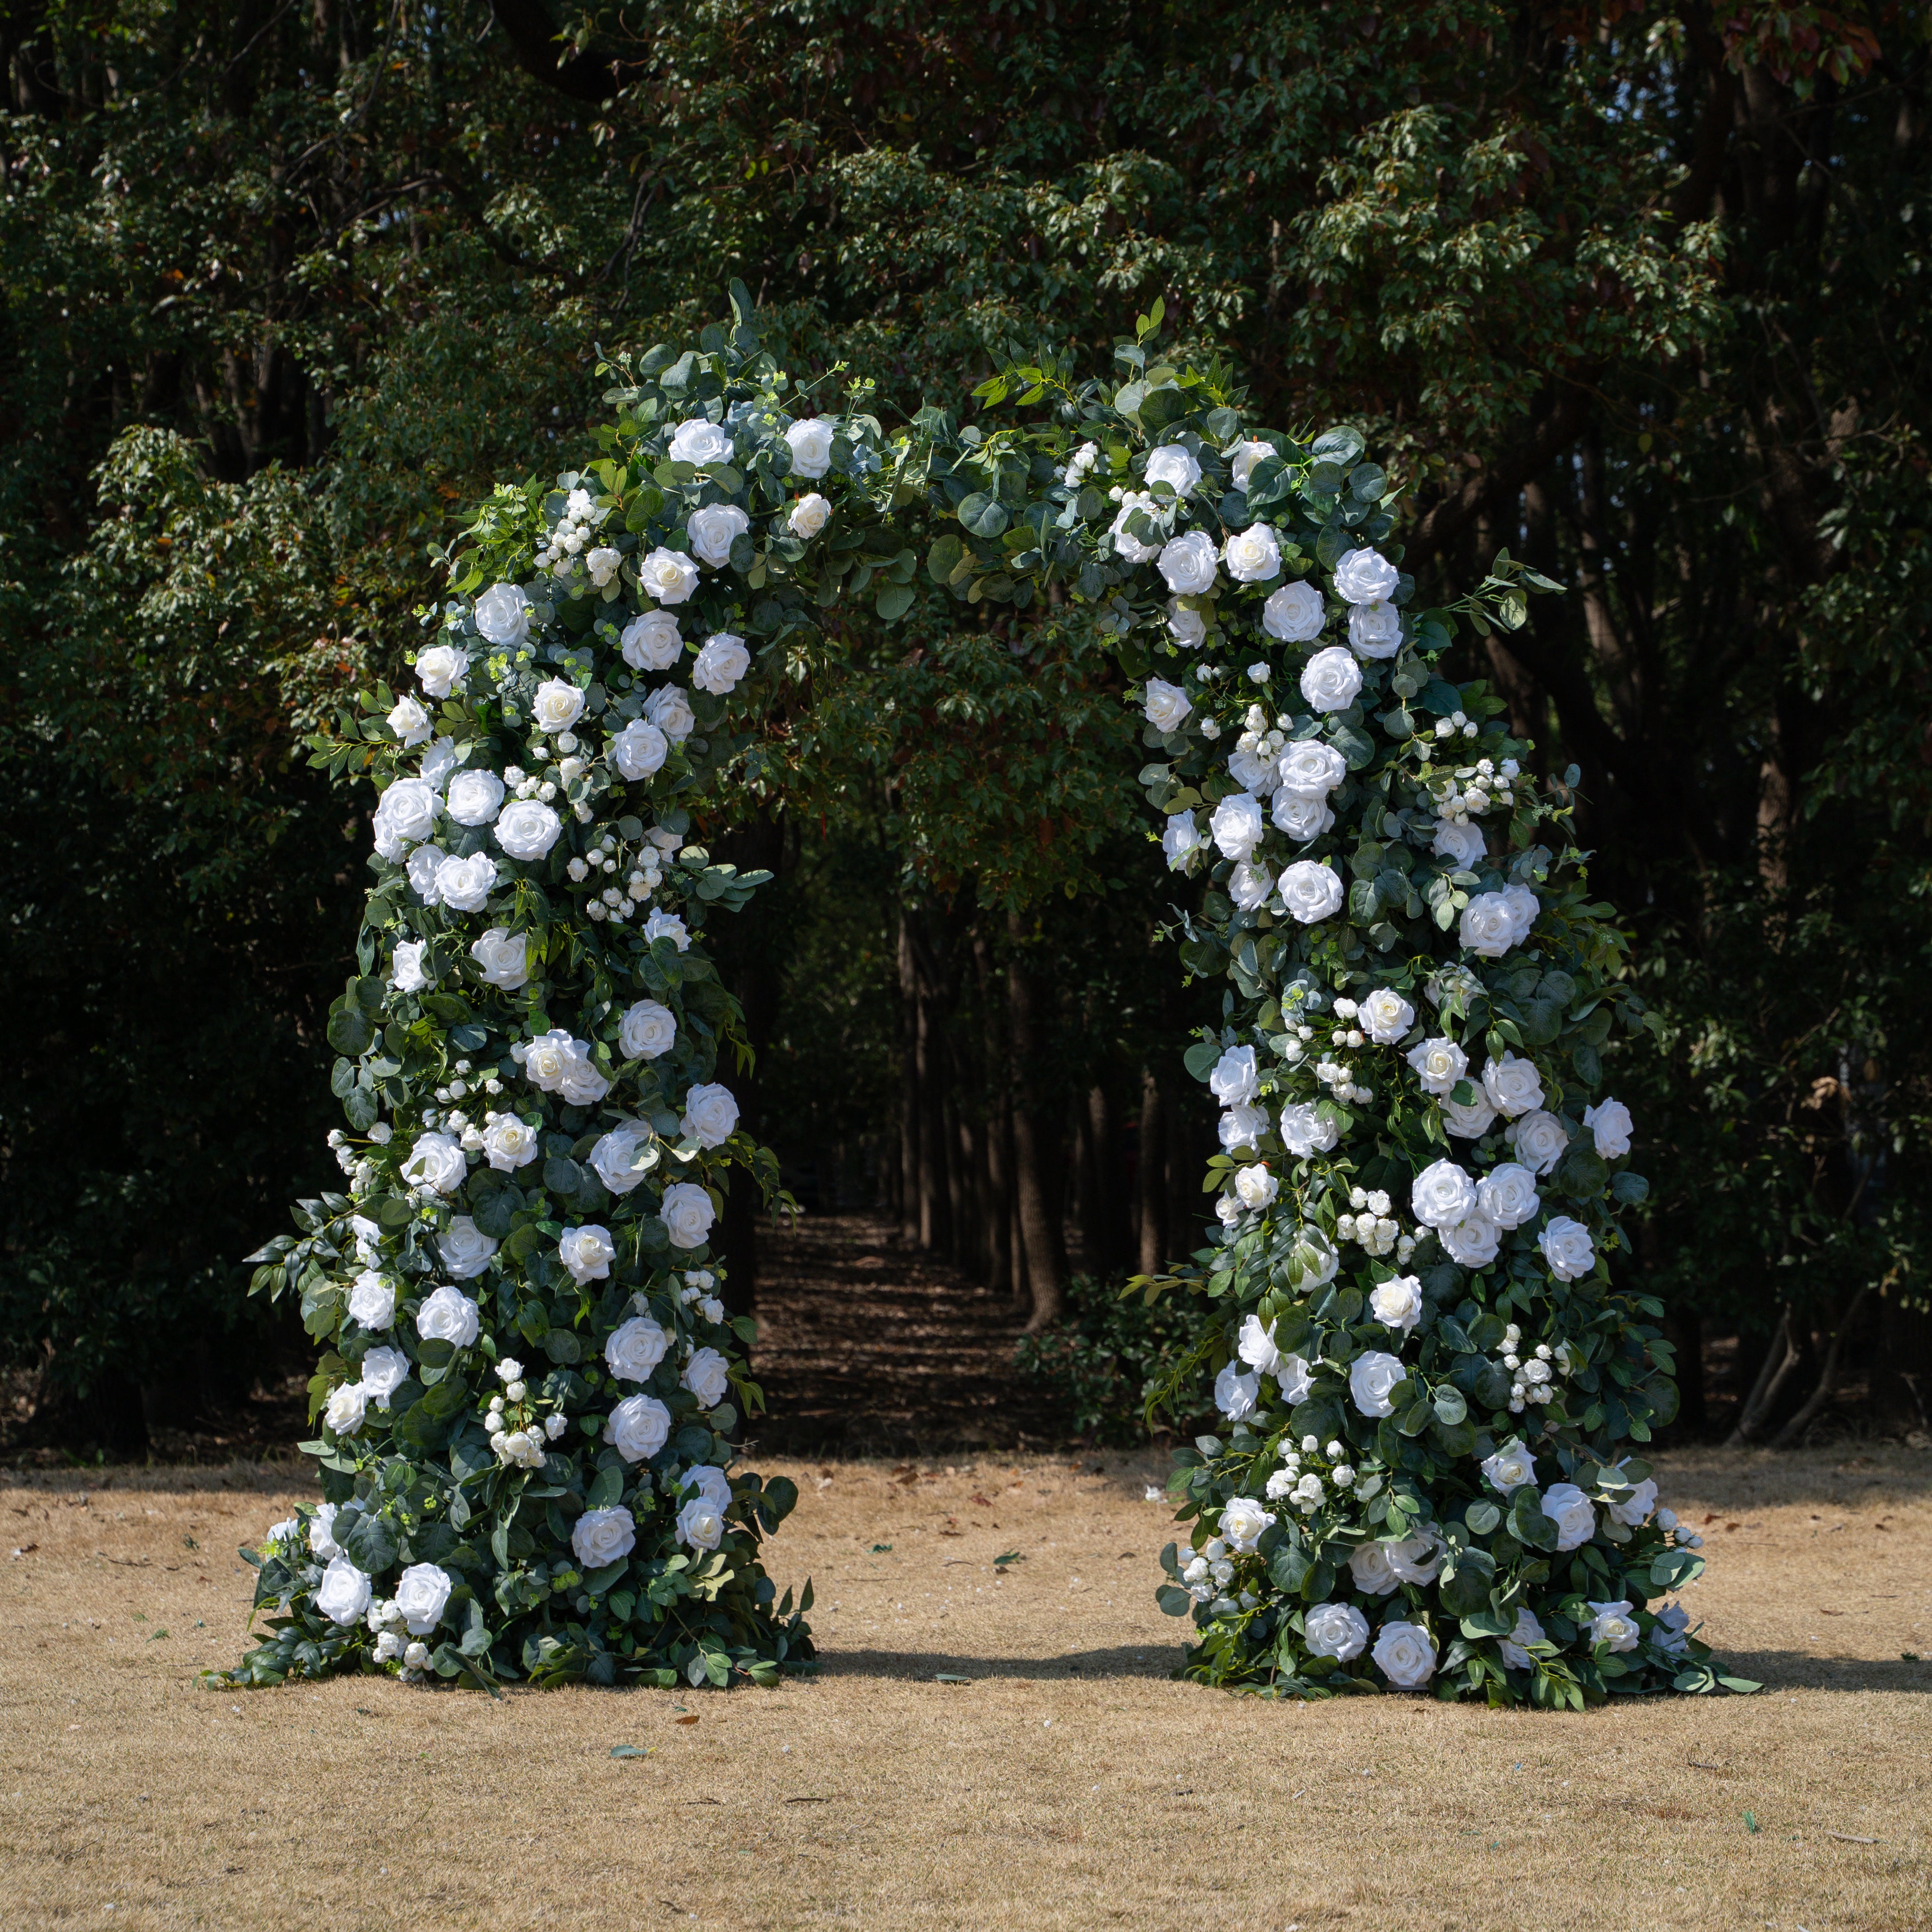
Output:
[{"xmin": 1, "ymin": 1443, "xmax": 1928, "ymax": 1930}]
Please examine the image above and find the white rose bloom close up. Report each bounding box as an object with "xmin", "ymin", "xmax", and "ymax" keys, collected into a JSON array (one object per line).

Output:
[
  {"xmin": 785, "ymin": 417, "xmax": 837, "ymax": 477},
  {"xmin": 1432, "ymin": 818, "xmax": 1487, "ymax": 869},
  {"xmin": 684, "ymin": 1346, "xmax": 731, "ymax": 1408},
  {"xmin": 643, "ymin": 685, "xmax": 695, "ymax": 743},
  {"xmin": 1209, "ymin": 1045, "xmax": 1259, "ymax": 1107},
  {"xmin": 1369, "ymin": 1275, "xmax": 1424, "ymax": 1333},
  {"xmin": 668, "ymin": 418, "xmax": 735, "ymax": 467},
  {"xmin": 1262, "ymin": 580, "xmax": 1326, "ymax": 642},
  {"xmin": 1482, "ymin": 1051, "xmax": 1546, "ymax": 1119},
  {"xmin": 1589, "ymin": 1599, "xmax": 1641, "ymax": 1653},
  {"xmin": 1410, "ymin": 1157, "xmax": 1477, "ymax": 1228},
  {"xmin": 1272, "ymin": 791, "xmax": 1335, "ymax": 843},
  {"xmin": 619, "ymin": 999, "xmax": 677, "ymax": 1059},
  {"xmin": 1236, "ymin": 1313, "xmax": 1282, "ymax": 1375},
  {"xmin": 1459, "ymin": 891, "xmax": 1524, "ymax": 957},
  {"xmin": 1407, "ymin": 1035, "xmax": 1469, "ymax": 1095},
  {"xmin": 433, "ymin": 851, "xmax": 498, "ymax": 913},
  {"xmin": 1227, "ymin": 861, "xmax": 1274, "ymax": 914},
  {"xmin": 687, "ymin": 502, "xmax": 751, "ymax": 567},
  {"xmin": 681, "ymin": 1082, "xmax": 740, "ymax": 1149},
  {"xmin": 1481, "ymin": 1439, "xmax": 1538, "ymax": 1494},
  {"xmin": 1541, "ymin": 1482, "xmax": 1598, "ymax": 1551},
  {"xmin": 415, "ymin": 644, "xmax": 469, "ymax": 699},
  {"xmin": 1606, "ymin": 1469, "xmax": 1659, "ymax": 1527},
  {"xmin": 1332, "ymin": 547, "xmax": 1399, "ymax": 604},
  {"xmin": 1498, "ymin": 1605, "xmax": 1546, "ymax": 1670},
  {"xmin": 372, "ymin": 777, "xmax": 441, "ymax": 860},
  {"xmin": 1209, "ymin": 792, "xmax": 1265, "ymax": 862},
  {"xmin": 1275, "ymin": 1352, "xmax": 1314, "ymax": 1404},
  {"xmin": 1277, "ymin": 740, "xmax": 1347, "ymax": 799},
  {"xmin": 389, "ymin": 940, "xmax": 433, "ymax": 995},
  {"xmin": 406, "ymin": 844, "xmax": 447, "ymax": 902},
  {"xmin": 395, "ymin": 1562, "xmax": 453, "ymax": 1636},
  {"xmin": 676, "ymin": 1497, "xmax": 727, "ymax": 1552},
  {"xmin": 1278, "ymin": 1100, "xmax": 1339, "ymax": 1157},
  {"xmin": 324, "ymin": 1381, "xmax": 368, "ymax": 1436},
  {"xmin": 316, "ymin": 1554, "xmax": 373, "ymax": 1627},
  {"xmin": 1506, "ymin": 1109, "xmax": 1571, "ymax": 1176},
  {"xmin": 788, "ymin": 491, "xmax": 831, "ymax": 538},
  {"xmin": 1214, "ymin": 1363, "xmax": 1261, "ymax": 1421},
  {"xmin": 606, "ymin": 1393, "xmax": 671, "ymax": 1463},
  {"xmin": 621, "ymin": 609, "xmax": 683, "ymax": 670},
  {"xmin": 1298, "ymin": 645, "xmax": 1362, "ymax": 713},
  {"xmin": 1360, "ymin": 987, "xmax": 1415, "ymax": 1044},
  {"xmin": 480, "ymin": 1113, "xmax": 540, "ymax": 1171},
  {"xmin": 1372, "ymin": 1620, "xmax": 1437, "ymax": 1690},
  {"xmin": 1151, "ymin": 806, "xmax": 1200, "ymax": 870},
  {"xmin": 1538, "ymin": 1216, "xmax": 1596, "ymax": 1281},
  {"xmin": 1304, "ymin": 1602, "xmax": 1370, "ymax": 1661},
  {"xmin": 1166, "ymin": 601, "xmax": 1207, "ymax": 649},
  {"xmin": 1144, "ymin": 443, "xmax": 1202, "ymax": 493},
  {"xmin": 1224, "ymin": 523, "xmax": 1281, "ymax": 583},
  {"xmin": 1347, "ymin": 600, "xmax": 1403, "ymax": 658},
  {"xmin": 530, "ymin": 678, "xmax": 585, "ymax": 735},
  {"xmin": 1220, "ymin": 1496, "xmax": 1275, "ymax": 1553},
  {"xmin": 309, "ymin": 1502, "xmax": 342, "ymax": 1559},
  {"xmin": 1584, "ymin": 1097, "xmax": 1635, "ymax": 1159},
  {"xmin": 472, "ymin": 582, "xmax": 531, "ymax": 647},
  {"xmin": 639, "ymin": 547, "xmax": 701, "ymax": 604},
  {"xmin": 558, "ymin": 1224, "xmax": 616, "ymax": 1284},
  {"xmin": 445, "ymin": 768, "xmax": 506, "ymax": 827},
  {"xmin": 1385, "ymin": 1528, "xmax": 1446, "ymax": 1585},
  {"xmin": 1349, "ymin": 1350, "xmax": 1407, "ymax": 1418},
  {"xmin": 347, "ymin": 1271, "xmax": 396, "ymax": 1330},
  {"xmin": 643, "ymin": 909, "xmax": 690, "ymax": 951},
  {"xmin": 660, "ymin": 1180, "xmax": 716, "ymax": 1249},
  {"xmin": 1109, "ymin": 494, "xmax": 1161, "ymax": 562},
  {"xmin": 1280, "ymin": 860, "xmax": 1343, "ymax": 924},
  {"xmin": 1157, "ymin": 530, "xmax": 1219, "ymax": 596},
  {"xmin": 612, "ymin": 718, "xmax": 668, "ymax": 779},
  {"xmin": 438, "ymin": 1215, "xmax": 498, "ymax": 1281},
  {"xmin": 1233, "ymin": 1163, "xmax": 1278, "ymax": 1212},
  {"xmin": 693, "ymin": 632, "xmax": 751, "ymax": 694},
  {"xmin": 605, "ymin": 1315, "xmax": 670, "ymax": 1382},
  {"xmin": 1440, "ymin": 1091, "xmax": 1498, "ymax": 1138},
  {"xmin": 1143, "ymin": 676, "xmax": 1192, "ymax": 733},
  {"xmin": 494, "ymin": 798, "xmax": 562, "ymax": 862},
  {"xmin": 590, "ymin": 1120, "xmax": 656, "ymax": 1195},
  {"xmin": 401, "ymin": 1131, "xmax": 466, "ymax": 1194},
  {"xmin": 1441, "ymin": 1209, "xmax": 1503, "ymax": 1267},
  {"xmin": 571, "ymin": 1507, "xmax": 637, "ymax": 1572},
  {"xmin": 416, "ymin": 1285, "xmax": 481, "ymax": 1348},
  {"xmin": 1347, "ymin": 1541, "xmax": 1400, "ymax": 1596},
  {"xmin": 1228, "ymin": 438, "xmax": 1271, "ymax": 490},
  {"xmin": 387, "ymin": 694, "xmax": 432, "ymax": 748}
]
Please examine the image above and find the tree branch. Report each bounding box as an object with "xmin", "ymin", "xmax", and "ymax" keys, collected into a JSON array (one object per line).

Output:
[{"xmin": 487, "ymin": 0, "xmax": 639, "ymax": 105}]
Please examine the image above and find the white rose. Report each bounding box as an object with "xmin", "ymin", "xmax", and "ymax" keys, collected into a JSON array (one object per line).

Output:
[
  {"xmin": 438, "ymin": 1216, "xmax": 498, "ymax": 1282},
  {"xmin": 1541, "ymin": 1482, "xmax": 1597, "ymax": 1551},
  {"xmin": 1458, "ymin": 891, "xmax": 1522, "ymax": 958},
  {"xmin": 687, "ymin": 503, "xmax": 751, "ymax": 568},
  {"xmin": 1144, "ymin": 443, "xmax": 1202, "ymax": 494},
  {"xmin": 472, "ymin": 582, "xmax": 531, "ymax": 647},
  {"xmin": 1162, "ymin": 809, "xmax": 1206, "ymax": 871},
  {"xmin": 1477, "ymin": 1163, "xmax": 1540, "ymax": 1231},
  {"xmin": 590, "ymin": 1121, "xmax": 656, "ymax": 1195},
  {"xmin": 1403, "ymin": 1036, "xmax": 1466, "ymax": 1100},
  {"xmin": 469, "ymin": 926, "xmax": 528, "ymax": 990},
  {"xmin": 788, "ymin": 492, "xmax": 831, "ymax": 538},
  {"xmin": 1224, "ymin": 523, "xmax": 1281, "ymax": 583},
  {"xmin": 644, "ymin": 685, "xmax": 695, "ymax": 743},
  {"xmin": 668, "ymin": 418, "xmax": 735, "ymax": 467},
  {"xmin": 1505, "ymin": 1109, "xmax": 1571, "ymax": 1176},
  {"xmin": 619, "ymin": 999, "xmax": 677, "ymax": 1060},
  {"xmin": 372, "ymin": 777, "xmax": 442, "ymax": 860},
  {"xmin": 1347, "ymin": 1541, "xmax": 1401, "ymax": 1596},
  {"xmin": 406, "ymin": 844, "xmax": 447, "ymax": 903},
  {"xmin": 1214, "ymin": 1363, "xmax": 1261, "ymax": 1420},
  {"xmin": 1262, "ymin": 580, "xmax": 1326, "ymax": 643},
  {"xmin": 1227, "ymin": 438, "xmax": 1271, "ymax": 490},
  {"xmin": 1498, "ymin": 1605, "xmax": 1546, "ymax": 1670},
  {"xmin": 558, "ymin": 1224, "xmax": 616, "ymax": 1284},
  {"xmin": 434, "ymin": 851, "xmax": 498, "ymax": 913},
  {"xmin": 1385, "ymin": 1529, "xmax": 1446, "ymax": 1585},
  {"xmin": 693, "ymin": 632, "xmax": 751, "ymax": 695},
  {"xmin": 1369, "ymin": 1275, "xmax": 1423, "ymax": 1333},
  {"xmin": 1347, "ymin": 601, "xmax": 1403, "ymax": 659},
  {"xmin": 419, "ymin": 737, "xmax": 460, "ymax": 789},
  {"xmin": 1440, "ymin": 1212, "xmax": 1500, "ymax": 1268},
  {"xmin": 622, "ymin": 610, "xmax": 683, "ymax": 671},
  {"xmin": 388, "ymin": 694, "xmax": 432, "ymax": 747},
  {"xmin": 1166, "ymin": 601, "xmax": 1207, "ymax": 649},
  {"xmin": 416, "ymin": 1284, "xmax": 481, "ymax": 1347},
  {"xmin": 571, "ymin": 1507, "xmax": 638, "ymax": 1572},
  {"xmin": 1233, "ymin": 1163, "xmax": 1278, "ymax": 1212},
  {"xmin": 1373, "ymin": 1620, "xmax": 1437, "ymax": 1689},
  {"xmin": 1227, "ymin": 744, "xmax": 1279, "ymax": 796},
  {"xmin": 1208, "ymin": 1045, "xmax": 1259, "ymax": 1107},
  {"xmin": 681, "ymin": 1082, "xmax": 740, "ymax": 1149},
  {"xmin": 586, "ymin": 545, "xmax": 621, "ymax": 588},
  {"xmin": 1360, "ymin": 988, "xmax": 1414, "ymax": 1045},
  {"xmin": 1278, "ymin": 1101, "xmax": 1339, "ymax": 1157},
  {"xmin": 1209, "ymin": 792, "xmax": 1265, "ymax": 862},
  {"xmin": 1236, "ymin": 1313, "xmax": 1282, "ymax": 1376},
  {"xmin": 481, "ymin": 1113, "xmax": 540, "ymax": 1172},
  {"xmin": 1410, "ymin": 1158, "xmax": 1477, "ymax": 1228},
  {"xmin": 1228, "ymin": 861, "xmax": 1273, "ymax": 914},
  {"xmin": 1649, "ymin": 1603, "xmax": 1692, "ymax": 1656},
  {"xmin": 785, "ymin": 416, "xmax": 837, "ymax": 477},
  {"xmin": 1276, "ymin": 740, "xmax": 1347, "ymax": 798},
  {"xmin": 1279, "ymin": 860, "xmax": 1343, "ymax": 925},
  {"xmin": 1142, "ymin": 676, "xmax": 1192, "ymax": 733},
  {"xmin": 606, "ymin": 1393, "xmax": 671, "ymax": 1464},
  {"xmin": 1298, "ymin": 645, "xmax": 1362, "ymax": 713},
  {"xmin": 402, "ymin": 1131, "xmax": 467, "ymax": 1194},
  {"xmin": 643, "ymin": 909, "xmax": 690, "ymax": 952},
  {"xmin": 309, "ymin": 1502, "xmax": 342, "ymax": 1560},
  {"xmin": 348, "ymin": 1271, "xmax": 396, "ymax": 1330},
  {"xmin": 683, "ymin": 1346, "xmax": 730, "ymax": 1408},
  {"xmin": 1538, "ymin": 1216, "xmax": 1596, "ymax": 1282},
  {"xmin": 605, "ymin": 717, "xmax": 668, "ymax": 781},
  {"xmin": 1276, "ymin": 1352, "xmax": 1314, "ymax": 1404},
  {"xmin": 315, "ymin": 1554, "xmax": 374, "ymax": 1626},
  {"xmin": 1432, "ymin": 818, "xmax": 1487, "ymax": 869},
  {"xmin": 1332, "ymin": 547, "xmax": 1398, "ymax": 605},
  {"xmin": 494, "ymin": 798, "xmax": 562, "ymax": 862},
  {"xmin": 639, "ymin": 547, "xmax": 701, "ymax": 605},
  {"xmin": 389, "ymin": 940, "xmax": 434, "ymax": 995},
  {"xmin": 1220, "ymin": 1496, "xmax": 1275, "ymax": 1553},
  {"xmin": 416, "ymin": 644, "xmax": 469, "ymax": 699},
  {"xmin": 1157, "ymin": 530, "xmax": 1219, "ymax": 596},
  {"xmin": 676, "ymin": 1496, "xmax": 726, "ymax": 1551},
  {"xmin": 660, "ymin": 1180, "xmax": 716, "ymax": 1249},
  {"xmin": 605, "ymin": 1315, "xmax": 670, "ymax": 1382},
  {"xmin": 394, "ymin": 1562, "xmax": 453, "ymax": 1636},
  {"xmin": 1481, "ymin": 1051, "xmax": 1545, "ymax": 1119},
  {"xmin": 1108, "ymin": 494, "xmax": 1161, "ymax": 563},
  {"xmin": 1304, "ymin": 1602, "xmax": 1370, "ymax": 1661},
  {"xmin": 1606, "ymin": 1470, "xmax": 1658, "ymax": 1528},
  {"xmin": 324, "ymin": 1381, "xmax": 368, "ymax": 1436},
  {"xmin": 1292, "ymin": 1224, "xmax": 1340, "ymax": 1290},
  {"xmin": 1441, "ymin": 1092, "xmax": 1498, "ymax": 1139},
  {"xmin": 1272, "ymin": 791, "xmax": 1334, "ymax": 843},
  {"xmin": 446, "ymin": 768, "xmax": 506, "ymax": 827},
  {"xmin": 530, "ymin": 679, "xmax": 584, "ymax": 736},
  {"xmin": 1481, "ymin": 1439, "xmax": 1538, "ymax": 1495},
  {"xmin": 1349, "ymin": 1350, "xmax": 1407, "ymax": 1418},
  {"xmin": 1584, "ymin": 1098, "xmax": 1634, "ymax": 1160}
]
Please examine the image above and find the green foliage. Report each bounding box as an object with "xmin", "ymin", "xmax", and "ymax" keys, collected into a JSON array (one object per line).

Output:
[{"xmin": 1014, "ymin": 1276, "xmax": 1203, "ymax": 1445}]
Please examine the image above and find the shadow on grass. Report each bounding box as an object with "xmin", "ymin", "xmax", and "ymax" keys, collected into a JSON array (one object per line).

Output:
[
  {"xmin": 1713, "ymin": 1650, "xmax": 1932, "ymax": 1694},
  {"xmin": 814, "ymin": 1643, "xmax": 1185, "ymax": 1682}
]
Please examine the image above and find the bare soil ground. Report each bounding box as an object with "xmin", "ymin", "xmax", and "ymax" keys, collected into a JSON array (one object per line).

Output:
[{"xmin": 1, "ymin": 1442, "xmax": 1928, "ymax": 1931}]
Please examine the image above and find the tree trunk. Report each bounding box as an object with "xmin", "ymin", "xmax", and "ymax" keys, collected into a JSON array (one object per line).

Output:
[
  {"xmin": 1006, "ymin": 914, "xmax": 1066, "ymax": 1329},
  {"xmin": 896, "ymin": 914, "xmax": 920, "ymax": 1244},
  {"xmin": 1165, "ymin": 1071, "xmax": 1199, "ymax": 1263},
  {"xmin": 1727, "ymin": 1304, "xmax": 1802, "ymax": 1445},
  {"xmin": 1136, "ymin": 1065, "xmax": 1167, "ymax": 1275},
  {"xmin": 1083, "ymin": 1082, "xmax": 1120, "ymax": 1277}
]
